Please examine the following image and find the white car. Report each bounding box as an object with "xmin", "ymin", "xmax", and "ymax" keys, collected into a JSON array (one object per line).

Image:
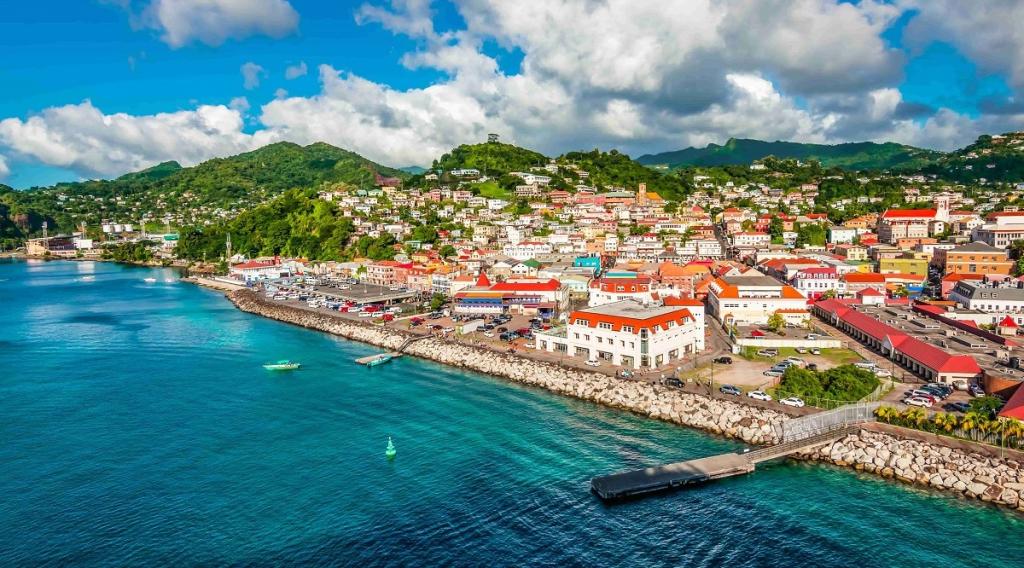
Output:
[
  {"xmin": 810, "ymin": 348, "xmax": 821, "ymax": 355},
  {"xmin": 483, "ymin": 331, "xmax": 494, "ymax": 338},
  {"xmin": 747, "ymin": 390, "xmax": 773, "ymax": 401},
  {"xmin": 585, "ymin": 359, "xmax": 601, "ymax": 367},
  {"xmin": 763, "ymin": 369, "xmax": 784, "ymax": 378},
  {"xmin": 780, "ymin": 397, "xmax": 805, "ymax": 408},
  {"xmin": 874, "ymin": 369, "xmax": 893, "ymax": 378},
  {"xmin": 903, "ymin": 396, "xmax": 934, "ymax": 408},
  {"xmin": 784, "ymin": 357, "xmax": 805, "ymax": 366}
]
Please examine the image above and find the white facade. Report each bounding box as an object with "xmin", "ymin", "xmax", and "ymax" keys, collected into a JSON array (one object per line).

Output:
[{"xmin": 534, "ymin": 301, "xmax": 704, "ymax": 369}]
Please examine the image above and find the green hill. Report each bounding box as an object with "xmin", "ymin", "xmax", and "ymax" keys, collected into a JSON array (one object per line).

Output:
[
  {"xmin": 920, "ymin": 132, "xmax": 1024, "ymax": 184},
  {"xmin": 4, "ymin": 141, "xmax": 408, "ymax": 238},
  {"xmin": 637, "ymin": 138, "xmax": 943, "ymax": 170},
  {"xmin": 116, "ymin": 160, "xmax": 182, "ymax": 182},
  {"xmin": 559, "ymin": 149, "xmax": 690, "ymax": 200},
  {"xmin": 433, "ymin": 142, "xmax": 549, "ymax": 176}
]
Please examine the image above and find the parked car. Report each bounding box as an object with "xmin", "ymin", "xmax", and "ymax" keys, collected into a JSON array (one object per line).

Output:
[
  {"xmin": 874, "ymin": 369, "xmax": 893, "ymax": 378},
  {"xmin": 854, "ymin": 361, "xmax": 877, "ymax": 371},
  {"xmin": 763, "ymin": 369, "xmax": 784, "ymax": 378},
  {"xmin": 903, "ymin": 396, "xmax": 934, "ymax": 408},
  {"xmin": 969, "ymin": 383, "xmax": 986, "ymax": 397},
  {"xmin": 780, "ymin": 397, "xmax": 805, "ymax": 408},
  {"xmin": 719, "ymin": 385, "xmax": 742, "ymax": 396},
  {"xmin": 951, "ymin": 379, "xmax": 970, "ymax": 391},
  {"xmin": 784, "ymin": 357, "xmax": 805, "ymax": 367},
  {"xmin": 806, "ymin": 334, "xmax": 819, "ymax": 340},
  {"xmin": 904, "ymin": 389, "xmax": 939, "ymax": 404},
  {"xmin": 795, "ymin": 347, "xmax": 808, "ymax": 354},
  {"xmin": 944, "ymin": 401, "xmax": 971, "ymax": 413},
  {"xmin": 806, "ymin": 363, "xmax": 819, "ymax": 371},
  {"xmin": 664, "ymin": 377, "xmax": 683, "ymax": 388},
  {"xmin": 757, "ymin": 348, "xmax": 779, "ymax": 357},
  {"xmin": 747, "ymin": 390, "xmax": 773, "ymax": 402},
  {"xmin": 584, "ymin": 359, "xmax": 601, "ymax": 367},
  {"xmin": 925, "ymin": 383, "xmax": 954, "ymax": 397},
  {"xmin": 919, "ymin": 386, "xmax": 949, "ymax": 400},
  {"xmin": 713, "ymin": 356, "xmax": 733, "ymax": 364},
  {"xmin": 810, "ymin": 348, "xmax": 821, "ymax": 355}
]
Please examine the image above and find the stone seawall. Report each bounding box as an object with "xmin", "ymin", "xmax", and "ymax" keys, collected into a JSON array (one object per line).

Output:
[
  {"xmin": 797, "ymin": 429, "xmax": 1024, "ymax": 510},
  {"xmin": 228, "ymin": 289, "xmax": 1024, "ymax": 511},
  {"xmin": 228, "ymin": 289, "xmax": 786, "ymax": 445}
]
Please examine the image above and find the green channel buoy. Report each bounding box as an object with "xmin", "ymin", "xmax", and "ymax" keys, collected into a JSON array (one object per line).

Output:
[{"xmin": 385, "ymin": 436, "xmax": 397, "ymax": 459}]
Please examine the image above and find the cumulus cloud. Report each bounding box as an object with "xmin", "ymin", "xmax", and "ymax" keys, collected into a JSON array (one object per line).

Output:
[
  {"xmin": 0, "ymin": 101, "xmax": 276, "ymax": 177},
  {"xmin": 240, "ymin": 62, "xmax": 266, "ymax": 90},
  {"xmin": 284, "ymin": 61, "xmax": 308, "ymax": 80},
  {"xmin": 7, "ymin": 0, "xmax": 1024, "ymax": 179},
  {"xmin": 0, "ymin": 155, "xmax": 9, "ymax": 180},
  {"xmin": 127, "ymin": 0, "xmax": 299, "ymax": 48}
]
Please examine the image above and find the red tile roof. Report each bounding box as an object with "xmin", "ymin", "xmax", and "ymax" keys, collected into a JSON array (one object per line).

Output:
[
  {"xmin": 490, "ymin": 279, "xmax": 561, "ymax": 292},
  {"xmin": 998, "ymin": 384, "xmax": 1024, "ymax": 420},
  {"xmin": 881, "ymin": 208, "xmax": 937, "ymax": 219}
]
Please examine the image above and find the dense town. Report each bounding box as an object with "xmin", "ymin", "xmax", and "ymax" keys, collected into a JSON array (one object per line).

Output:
[{"xmin": 20, "ymin": 132, "xmax": 1024, "ymax": 432}]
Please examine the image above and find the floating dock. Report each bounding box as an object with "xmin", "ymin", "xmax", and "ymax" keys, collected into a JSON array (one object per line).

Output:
[
  {"xmin": 591, "ymin": 425, "xmax": 861, "ymax": 501},
  {"xmin": 591, "ymin": 453, "xmax": 754, "ymax": 500}
]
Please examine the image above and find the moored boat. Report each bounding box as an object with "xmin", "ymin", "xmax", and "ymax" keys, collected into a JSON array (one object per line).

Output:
[
  {"xmin": 263, "ymin": 359, "xmax": 301, "ymax": 371},
  {"xmin": 365, "ymin": 354, "xmax": 394, "ymax": 367}
]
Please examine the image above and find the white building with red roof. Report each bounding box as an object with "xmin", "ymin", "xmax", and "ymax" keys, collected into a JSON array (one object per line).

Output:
[
  {"xmin": 877, "ymin": 196, "xmax": 950, "ymax": 244},
  {"xmin": 534, "ymin": 300, "xmax": 704, "ymax": 369},
  {"xmin": 587, "ymin": 276, "xmax": 655, "ymax": 307}
]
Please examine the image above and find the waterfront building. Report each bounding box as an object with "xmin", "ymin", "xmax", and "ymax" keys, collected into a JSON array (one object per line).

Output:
[
  {"xmin": 813, "ymin": 299, "xmax": 982, "ymax": 384},
  {"xmin": 707, "ymin": 273, "xmax": 809, "ymax": 326},
  {"xmin": 534, "ymin": 300, "xmax": 704, "ymax": 369}
]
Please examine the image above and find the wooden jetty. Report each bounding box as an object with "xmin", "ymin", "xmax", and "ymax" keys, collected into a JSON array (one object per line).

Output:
[{"xmin": 591, "ymin": 409, "xmax": 874, "ymax": 501}]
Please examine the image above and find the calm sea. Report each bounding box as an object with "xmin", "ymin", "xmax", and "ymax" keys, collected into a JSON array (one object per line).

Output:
[{"xmin": 0, "ymin": 259, "xmax": 1020, "ymax": 566}]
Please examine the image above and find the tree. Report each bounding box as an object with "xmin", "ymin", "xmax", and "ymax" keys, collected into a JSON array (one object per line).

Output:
[
  {"xmin": 767, "ymin": 311, "xmax": 785, "ymax": 333},
  {"xmin": 439, "ymin": 244, "xmax": 456, "ymax": 258},
  {"xmin": 969, "ymin": 396, "xmax": 1004, "ymax": 419},
  {"xmin": 768, "ymin": 216, "xmax": 784, "ymax": 244},
  {"xmin": 429, "ymin": 293, "xmax": 447, "ymax": 312}
]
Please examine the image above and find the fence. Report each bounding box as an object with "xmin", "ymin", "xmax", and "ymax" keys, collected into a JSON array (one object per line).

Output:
[{"xmin": 779, "ymin": 401, "xmax": 882, "ymax": 442}]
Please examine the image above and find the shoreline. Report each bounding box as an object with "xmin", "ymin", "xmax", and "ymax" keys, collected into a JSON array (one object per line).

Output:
[{"xmin": 222, "ymin": 287, "xmax": 1024, "ymax": 511}]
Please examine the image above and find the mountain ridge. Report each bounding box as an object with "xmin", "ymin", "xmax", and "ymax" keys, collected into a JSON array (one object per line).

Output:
[{"xmin": 637, "ymin": 137, "xmax": 944, "ymax": 170}]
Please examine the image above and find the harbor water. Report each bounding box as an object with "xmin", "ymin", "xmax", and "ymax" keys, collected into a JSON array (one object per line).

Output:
[{"xmin": 1, "ymin": 259, "xmax": 1021, "ymax": 566}]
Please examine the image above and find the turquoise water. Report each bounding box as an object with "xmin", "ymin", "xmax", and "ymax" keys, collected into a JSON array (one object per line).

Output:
[{"xmin": 1, "ymin": 259, "xmax": 1021, "ymax": 566}]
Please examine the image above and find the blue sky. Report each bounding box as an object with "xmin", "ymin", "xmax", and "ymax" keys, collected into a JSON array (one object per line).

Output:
[{"xmin": 2, "ymin": 0, "xmax": 1023, "ymax": 188}]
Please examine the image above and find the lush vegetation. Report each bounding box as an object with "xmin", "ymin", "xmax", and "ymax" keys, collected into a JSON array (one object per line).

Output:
[
  {"xmin": 636, "ymin": 137, "xmax": 943, "ymax": 170},
  {"xmin": 920, "ymin": 133, "xmax": 1024, "ymax": 184},
  {"xmin": 875, "ymin": 399, "xmax": 1024, "ymax": 450},
  {"xmin": 101, "ymin": 240, "xmax": 157, "ymax": 263},
  {"xmin": 778, "ymin": 364, "xmax": 881, "ymax": 407},
  {"xmin": 433, "ymin": 142, "xmax": 548, "ymax": 177},
  {"xmin": 3, "ymin": 142, "xmax": 408, "ymax": 238},
  {"xmin": 559, "ymin": 149, "xmax": 691, "ymax": 200},
  {"xmin": 175, "ymin": 189, "xmax": 358, "ymax": 261}
]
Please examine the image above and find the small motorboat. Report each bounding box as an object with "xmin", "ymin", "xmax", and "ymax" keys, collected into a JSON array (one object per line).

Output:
[
  {"xmin": 143, "ymin": 277, "xmax": 157, "ymax": 283},
  {"xmin": 263, "ymin": 359, "xmax": 301, "ymax": 371},
  {"xmin": 365, "ymin": 354, "xmax": 394, "ymax": 367},
  {"xmin": 385, "ymin": 437, "xmax": 397, "ymax": 459}
]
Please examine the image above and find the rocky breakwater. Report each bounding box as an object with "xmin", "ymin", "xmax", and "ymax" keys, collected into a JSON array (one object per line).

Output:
[
  {"xmin": 801, "ymin": 429, "xmax": 1024, "ymax": 510},
  {"xmin": 228, "ymin": 290, "xmax": 787, "ymax": 445}
]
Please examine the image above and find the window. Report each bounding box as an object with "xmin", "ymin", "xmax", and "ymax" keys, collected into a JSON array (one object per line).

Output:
[
  {"xmin": 598, "ymin": 322, "xmax": 613, "ymax": 330},
  {"xmin": 622, "ymin": 325, "xmax": 633, "ymax": 333}
]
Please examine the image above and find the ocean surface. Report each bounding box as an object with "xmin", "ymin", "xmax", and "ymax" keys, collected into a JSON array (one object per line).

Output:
[{"xmin": 1, "ymin": 259, "xmax": 1021, "ymax": 567}]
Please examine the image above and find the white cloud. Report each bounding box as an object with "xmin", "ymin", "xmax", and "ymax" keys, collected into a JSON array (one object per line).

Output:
[
  {"xmin": 0, "ymin": 101, "xmax": 276, "ymax": 177},
  {"xmin": 7, "ymin": 0, "xmax": 1024, "ymax": 180},
  {"xmin": 131, "ymin": 0, "xmax": 300, "ymax": 48},
  {"xmin": 228, "ymin": 96, "xmax": 250, "ymax": 113},
  {"xmin": 902, "ymin": 0, "xmax": 1024, "ymax": 90},
  {"xmin": 240, "ymin": 62, "xmax": 266, "ymax": 90},
  {"xmin": 284, "ymin": 61, "xmax": 308, "ymax": 80},
  {"xmin": 0, "ymin": 155, "xmax": 9, "ymax": 180}
]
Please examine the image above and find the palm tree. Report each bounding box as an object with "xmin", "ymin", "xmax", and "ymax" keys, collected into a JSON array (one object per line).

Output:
[{"xmin": 933, "ymin": 412, "xmax": 959, "ymax": 433}]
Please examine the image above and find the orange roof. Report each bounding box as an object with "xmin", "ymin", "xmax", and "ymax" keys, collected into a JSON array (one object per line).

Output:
[
  {"xmin": 570, "ymin": 308, "xmax": 693, "ymax": 333},
  {"xmin": 844, "ymin": 273, "xmax": 886, "ymax": 283},
  {"xmin": 882, "ymin": 208, "xmax": 937, "ymax": 219}
]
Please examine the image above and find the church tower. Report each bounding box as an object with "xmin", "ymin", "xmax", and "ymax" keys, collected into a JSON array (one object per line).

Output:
[{"xmin": 637, "ymin": 183, "xmax": 648, "ymax": 207}]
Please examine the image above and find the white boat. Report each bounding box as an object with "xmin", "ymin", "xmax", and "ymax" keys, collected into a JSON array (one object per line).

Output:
[{"xmin": 143, "ymin": 277, "xmax": 157, "ymax": 283}]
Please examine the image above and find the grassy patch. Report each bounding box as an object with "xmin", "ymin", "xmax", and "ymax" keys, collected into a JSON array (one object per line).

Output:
[
  {"xmin": 471, "ymin": 180, "xmax": 512, "ymax": 200},
  {"xmin": 817, "ymin": 348, "xmax": 864, "ymax": 365}
]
